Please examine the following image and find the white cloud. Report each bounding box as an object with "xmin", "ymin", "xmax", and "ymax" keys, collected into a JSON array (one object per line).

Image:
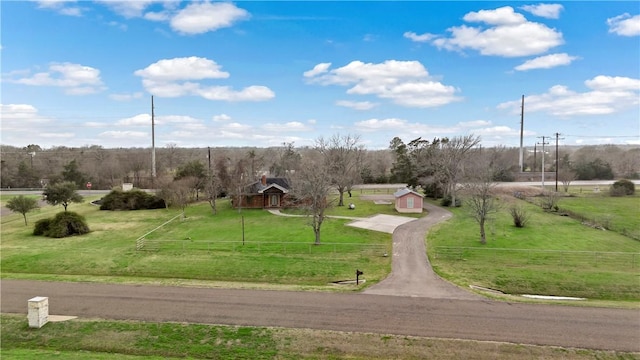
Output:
[
  {"xmin": 303, "ymin": 63, "xmax": 331, "ymax": 78},
  {"xmin": 9, "ymin": 63, "xmax": 105, "ymax": 95},
  {"xmin": 520, "ymin": 4, "xmax": 564, "ymax": 19},
  {"xmin": 354, "ymin": 118, "xmax": 407, "ymax": 132},
  {"xmin": 0, "ymin": 104, "xmax": 51, "ymax": 124},
  {"xmin": 515, "ymin": 53, "xmax": 578, "ymax": 71},
  {"xmin": 335, "ymin": 100, "xmax": 378, "ymax": 110},
  {"xmin": 497, "ymin": 75, "xmax": 640, "ymax": 117},
  {"xmin": 419, "ymin": 6, "xmax": 563, "ymax": 57},
  {"xmin": 99, "ymin": 130, "xmax": 148, "ymax": 139},
  {"xmin": 36, "ymin": 0, "xmax": 83, "ymax": 16},
  {"xmin": 94, "ymin": 0, "xmax": 159, "ymax": 18},
  {"xmin": 196, "ymin": 85, "xmax": 275, "ymax": 102},
  {"xmin": 135, "ymin": 57, "xmax": 275, "ymax": 101},
  {"xmin": 262, "ymin": 121, "xmax": 312, "ymax": 132},
  {"xmin": 109, "ymin": 92, "xmax": 144, "ymax": 101},
  {"xmin": 305, "ymin": 60, "xmax": 461, "ymax": 108},
  {"xmin": 607, "ymin": 13, "xmax": 640, "ymax": 36},
  {"xmin": 134, "ymin": 56, "xmax": 229, "ymax": 81},
  {"xmin": 116, "ymin": 114, "xmax": 151, "ymax": 126},
  {"xmin": 212, "ymin": 114, "xmax": 232, "ymax": 122},
  {"xmin": 459, "ymin": 120, "xmax": 492, "ymax": 128},
  {"xmin": 170, "ymin": 2, "xmax": 249, "ymax": 34},
  {"xmin": 584, "ymin": 75, "xmax": 640, "ymax": 91},
  {"xmin": 464, "ymin": 6, "xmax": 527, "ymax": 25},
  {"xmin": 403, "ymin": 31, "xmax": 436, "ymax": 42}
]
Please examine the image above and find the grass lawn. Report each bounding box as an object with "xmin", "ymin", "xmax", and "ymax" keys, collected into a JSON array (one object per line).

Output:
[
  {"xmin": 1, "ymin": 195, "xmax": 393, "ymax": 287},
  {"xmin": 556, "ymin": 193, "xmax": 640, "ymax": 239},
  {"xmin": 427, "ymin": 194, "xmax": 640, "ymax": 301},
  {"xmin": 2, "ymin": 314, "xmax": 637, "ymax": 360}
]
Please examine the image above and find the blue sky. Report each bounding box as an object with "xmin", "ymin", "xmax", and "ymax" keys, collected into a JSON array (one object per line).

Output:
[{"xmin": 2, "ymin": 1, "xmax": 639, "ymax": 150}]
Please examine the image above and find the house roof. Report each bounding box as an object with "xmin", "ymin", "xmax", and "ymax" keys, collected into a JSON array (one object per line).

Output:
[
  {"xmin": 393, "ymin": 188, "xmax": 423, "ymax": 198},
  {"xmin": 247, "ymin": 177, "xmax": 290, "ymax": 194}
]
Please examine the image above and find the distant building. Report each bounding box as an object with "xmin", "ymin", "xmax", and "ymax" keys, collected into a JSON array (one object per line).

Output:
[{"xmin": 393, "ymin": 188, "xmax": 423, "ymax": 213}]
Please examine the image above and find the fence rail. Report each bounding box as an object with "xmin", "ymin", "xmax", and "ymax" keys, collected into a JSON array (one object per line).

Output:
[
  {"xmin": 433, "ymin": 246, "xmax": 639, "ymax": 268},
  {"xmin": 138, "ymin": 239, "xmax": 389, "ymax": 257}
]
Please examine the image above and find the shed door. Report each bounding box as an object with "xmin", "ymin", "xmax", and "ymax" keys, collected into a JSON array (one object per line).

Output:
[{"xmin": 407, "ymin": 197, "xmax": 414, "ymax": 209}]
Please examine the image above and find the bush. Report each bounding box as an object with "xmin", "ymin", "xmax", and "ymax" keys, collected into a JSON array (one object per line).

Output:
[
  {"xmin": 509, "ymin": 205, "xmax": 530, "ymax": 228},
  {"xmin": 33, "ymin": 218, "xmax": 51, "ymax": 236},
  {"xmin": 610, "ymin": 179, "xmax": 635, "ymax": 196},
  {"xmin": 44, "ymin": 212, "xmax": 90, "ymax": 238},
  {"xmin": 99, "ymin": 189, "xmax": 166, "ymax": 210},
  {"xmin": 440, "ymin": 195, "xmax": 461, "ymax": 207}
]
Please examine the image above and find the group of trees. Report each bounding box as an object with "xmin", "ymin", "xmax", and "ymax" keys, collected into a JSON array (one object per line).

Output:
[
  {"xmin": 2, "ymin": 142, "xmax": 637, "ymax": 193},
  {"xmin": 3, "ymin": 138, "xmax": 639, "ymax": 244},
  {"xmin": 7, "ymin": 181, "xmax": 89, "ymax": 238}
]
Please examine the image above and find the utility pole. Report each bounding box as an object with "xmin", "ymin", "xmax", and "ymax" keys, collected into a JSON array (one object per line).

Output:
[
  {"xmin": 151, "ymin": 96, "xmax": 157, "ymax": 184},
  {"xmin": 554, "ymin": 132, "xmax": 564, "ymax": 192},
  {"xmin": 519, "ymin": 95, "xmax": 524, "ymax": 172},
  {"xmin": 537, "ymin": 136, "xmax": 549, "ymax": 189},
  {"xmin": 208, "ymin": 146, "xmax": 212, "ymax": 174},
  {"xmin": 533, "ymin": 143, "xmax": 537, "ymax": 172}
]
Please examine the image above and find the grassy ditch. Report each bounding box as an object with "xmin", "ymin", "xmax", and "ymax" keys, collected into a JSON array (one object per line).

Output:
[
  {"xmin": 2, "ymin": 315, "xmax": 637, "ymax": 360},
  {"xmin": 427, "ymin": 195, "xmax": 640, "ymax": 301}
]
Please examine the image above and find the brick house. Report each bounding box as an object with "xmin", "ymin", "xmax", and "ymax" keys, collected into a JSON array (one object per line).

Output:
[
  {"xmin": 232, "ymin": 175, "xmax": 290, "ymax": 209},
  {"xmin": 393, "ymin": 188, "xmax": 423, "ymax": 213}
]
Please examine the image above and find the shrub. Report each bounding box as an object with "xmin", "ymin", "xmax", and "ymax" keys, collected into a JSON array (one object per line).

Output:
[
  {"xmin": 33, "ymin": 218, "xmax": 51, "ymax": 236},
  {"xmin": 100, "ymin": 189, "xmax": 166, "ymax": 210},
  {"xmin": 509, "ymin": 205, "xmax": 530, "ymax": 228},
  {"xmin": 44, "ymin": 212, "xmax": 90, "ymax": 238},
  {"xmin": 440, "ymin": 195, "xmax": 461, "ymax": 207},
  {"xmin": 610, "ymin": 179, "xmax": 635, "ymax": 196}
]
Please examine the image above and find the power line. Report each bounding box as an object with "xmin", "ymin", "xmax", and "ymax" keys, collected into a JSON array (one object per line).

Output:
[
  {"xmin": 554, "ymin": 132, "xmax": 564, "ymax": 192},
  {"xmin": 537, "ymin": 136, "xmax": 549, "ymax": 189}
]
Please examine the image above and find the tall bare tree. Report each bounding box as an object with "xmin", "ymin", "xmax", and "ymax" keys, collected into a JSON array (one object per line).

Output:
[
  {"xmin": 463, "ymin": 157, "xmax": 499, "ymax": 245},
  {"xmin": 316, "ymin": 134, "xmax": 363, "ymax": 206},
  {"xmin": 436, "ymin": 135, "xmax": 481, "ymax": 207},
  {"xmin": 288, "ymin": 157, "xmax": 334, "ymax": 245}
]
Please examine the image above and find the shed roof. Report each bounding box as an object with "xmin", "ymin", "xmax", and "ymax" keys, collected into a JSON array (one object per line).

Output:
[{"xmin": 393, "ymin": 188, "xmax": 424, "ymax": 198}]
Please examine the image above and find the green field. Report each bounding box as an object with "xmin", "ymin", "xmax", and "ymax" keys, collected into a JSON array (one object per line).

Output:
[
  {"xmin": 2, "ymin": 189, "xmax": 640, "ymax": 359},
  {"xmin": 427, "ymin": 194, "xmax": 640, "ymax": 301},
  {"xmin": 1, "ymin": 195, "xmax": 393, "ymax": 288}
]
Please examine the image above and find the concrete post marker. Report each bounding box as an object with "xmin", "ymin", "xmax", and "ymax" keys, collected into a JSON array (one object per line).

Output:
[{"xmin": 28, "ymin": 296, "xmax": 49, "ymax": 328}]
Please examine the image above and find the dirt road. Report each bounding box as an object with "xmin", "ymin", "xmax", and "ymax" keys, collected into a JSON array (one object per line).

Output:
[{"xmin": 2, "ymin": 279, "xmax": 638, "ymax": 351}]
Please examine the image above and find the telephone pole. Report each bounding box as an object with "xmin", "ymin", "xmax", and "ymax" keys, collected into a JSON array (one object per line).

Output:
[
  {"xmin": 537, "ymin": 136, "xmax": 549, "ymax": 189},
  {"xmin": 519, "ymin": 95, "xmax": 525, "ymax": 172},
  {"xmin": 554, "ymin": 132, "xmax": 564, "ymax": 192},
  {"xmin": 151, "ymin": 96, "xmax": 157, "ymax": 183}
]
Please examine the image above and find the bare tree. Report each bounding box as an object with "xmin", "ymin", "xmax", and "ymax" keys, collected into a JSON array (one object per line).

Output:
[
  {"xmin": 558, "ymin": 167, "xmax": 577, "ymax": 192},
  {"xmin": 463, "ymin": 159, "xmax": 499, "ymax": 245},
  {"xmin": 316, "ymin": 134, "xmax": 363, "ymax": 206},
  {"xmin": 436, "ymin": 135, "xmax": 481, "ymax": 207},
  {"xmin": 288, "ymin": 157, "xmax": 334, "ymax": 245},
  {"xmin": 167, "ymin": 177, "xmax": 196, "ymax": 219},
  {"xmin": 204, "ymin": 172, "xmax": 221, "ymax": 215}
]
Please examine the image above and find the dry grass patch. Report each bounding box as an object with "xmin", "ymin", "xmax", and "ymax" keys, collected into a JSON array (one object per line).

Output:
[{"xmin": 273, "ymin": 328, "xmax": 638, "ymax": 360}]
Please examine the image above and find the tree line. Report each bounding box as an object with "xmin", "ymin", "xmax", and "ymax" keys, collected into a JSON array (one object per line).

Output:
[{"xmin": 1, "ymin": 141, "xmax": 638, "ymax": 192}]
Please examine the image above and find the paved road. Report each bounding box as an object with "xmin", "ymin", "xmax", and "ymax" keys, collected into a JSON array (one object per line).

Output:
[
  {"xmin": 364, "ymin": 203, "xmax": 478, "ymax": 299},
  {"xmin": 2, "ymin": 279, "xmax": 639, "ymax": 351}
]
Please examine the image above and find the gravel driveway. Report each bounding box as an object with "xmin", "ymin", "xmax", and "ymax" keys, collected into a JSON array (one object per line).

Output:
[{"xmin": 364, "ymin": 203, "xmax": 479, "ymax": 299}]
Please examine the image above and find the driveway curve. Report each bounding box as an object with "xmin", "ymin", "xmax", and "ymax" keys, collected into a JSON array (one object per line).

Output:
[{"xmin": 364, "ymin": 203, "xmax": 479, "ymax": 299}]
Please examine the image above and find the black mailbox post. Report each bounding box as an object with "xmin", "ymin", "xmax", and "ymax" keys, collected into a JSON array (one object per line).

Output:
[{"xmin": 356, "ymin": 269, "xmax": 363, "ymax": 285}]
